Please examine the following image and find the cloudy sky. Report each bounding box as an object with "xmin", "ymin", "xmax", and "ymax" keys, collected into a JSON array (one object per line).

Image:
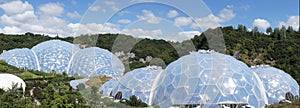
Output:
[{"xmin": 0, "ymin": 0, "xmax": 298, "ymax": 42}]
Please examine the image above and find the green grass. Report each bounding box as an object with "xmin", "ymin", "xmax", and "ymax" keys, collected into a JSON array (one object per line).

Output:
[{"xmin": 19, "ymin": 71, "xmax": 40, "ymax": 79}]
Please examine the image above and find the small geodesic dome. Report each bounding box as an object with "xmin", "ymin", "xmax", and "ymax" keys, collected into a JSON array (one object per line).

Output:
[
  {"xmin": 150, "ymin": 50, "xmax": 268, "ymax": 108},
  {"xmin": 99, "ymin": 79, "xmax": 119, "ymax": 96},
  {"xmin": 0, "ymin": 48, "xmax": 38, "ymax": 70},
  {"xmin": 68, "ymin": 47, "xmax": 124, "ymax": 78},
  {"xmin": 251, "ymin": 65, "xmax": 299, "ymax": 104},
  {"xmin": 109, "ymin": 66, "xmax": 163, "ymax": 104},
  {"xmin": 0, "ymin": 73, "xmax": 26, "ymax": 92},
  {"xmin": 31, "ymin": 40, "xmax": 79, "ymax": 73}
]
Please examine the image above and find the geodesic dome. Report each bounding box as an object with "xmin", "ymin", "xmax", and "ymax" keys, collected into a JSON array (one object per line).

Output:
[
  {"xmin": 150, "ymin": 50, "xmax": 268, "ymax": 108},
  {"xmin": 0, "ymin": 48, "xmax": 38, "ymax": 70},
  {"xmin": 99, "ymin": 79, "xmax": 118, "ymax": 96},
  {"xmin": 251, "ymin": 65, "xmax": 299, "ymax": 104},
  {"xmin": 68, "ymin": 47, "xmax": 124, "ymax": 78},
  {"xmin": 110, "ymin": 66, "xmax": 163, "ymax": 104},
  {"xmin": 31, "ymin": 40, "xmax": 79, "ymax": 73},
  {"xmin": 0, "ymin": 73, "xmax": 26, "ymax": 92}
]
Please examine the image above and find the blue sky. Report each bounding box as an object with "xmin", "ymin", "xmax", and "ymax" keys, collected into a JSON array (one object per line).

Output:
[{"xmin": 0, "ymin": 0, "xmax": 298, "ymax": 42}]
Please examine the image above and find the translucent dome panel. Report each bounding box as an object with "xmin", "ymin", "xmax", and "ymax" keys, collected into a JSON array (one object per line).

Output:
[
  {"xmin": 68, "ymin": 47, "xmax": 124, "ymax": 78},
  {"xmin": 112, "ymin": 66, "xmax": 163, "ymax": 104},
  {"xmin": 99, "ymin": 79, "xmax": 118, "ymax": 96},
  {"xmin": 31, "ymin": 40, "xmax": 79, "ymax": 73},
  {"xmin": 151, "ymin": 51, "xmax": 267, "ymax": 108},
  {"xmin": 0, "ymin": 74, "xmax": 26, "ymax": 92},
  {"xmin": 251, "ymin": 65, "xmax": 300, "ymax": 104},
  {"xmin": 0, "ymin": 48, "xmax": 38, "ymax": 70}
]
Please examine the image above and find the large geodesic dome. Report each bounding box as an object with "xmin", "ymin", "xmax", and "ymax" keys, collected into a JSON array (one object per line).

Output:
[
  {"xmin": 108, "ymin": 66, "xmax": 163, "ymax": 104},
  {"xmin": 0, "ymin": 73, "xmax": 26, "ymax": 92},
  {"xmin": 150, "ymin": 50, "xmax": 268, "ymax": 108},
  {"xmin": 68, "ymin": 47, "xmax": 124, "ymax": 78},
  {"xmin": 251, "ymin": 65, "xmax": 299, "ymax": 104},
  {"xmin": 31, "ymin": 40, "xmax": 79, "ymax": 73},
  {"xmin": 0, "ymin": 40, "xmax": 124, "ymax": 78},
  {"xmin": 0, "ymin": 48, "xmax": 38, "ymax": 70}
]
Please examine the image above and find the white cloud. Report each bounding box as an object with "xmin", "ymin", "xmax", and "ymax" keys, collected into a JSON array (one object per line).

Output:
[
  {"xmin": 253, "ymin": 18, "xmax": 270, "ymax": 30},
  {"xmin": 118, "ymin": 11, "xmax": 130, "ymax": 16},
  {"xmin": 118, "ymin": 19, "xmax": 131, "ymax": 24},
  {"xmin": 240, "ymin": 5, "xmax": 250, "ymax": 11},
  {"xmin": 1, "ymin": 11, "xmax": 37, "ymax": 26},
  {"xmin": 89, "ymin": 5, "xmax": 101, "ymax": 12},
  {"xmin": 191, "ymin": 14, "xmax": 221, "ymax": 29},
  {"xmin": 69, "ymin": 0, "xmax": 77, "ymax": 5},
  {"xmin": 167, "ymin": 10, "xmax": 178, "ymax": 18},
  {"xmin": 0, "ymin": 0, "xmax": 18, "ymax": 3},
  {"xmin": 279, "ymin": 16, "xmax": 299, "ymax": 30},
  {"xmin": 190, "ymin": 5, "xmax": 235, "ymax": 30},
  {"xmin": 104, "ymin": 1, "xmax": 118, "ymax": 11},
  {"xmin": 39, "ymin": 2, "xmax": 64, "ymax": 16},
  {"xmin": 122, "ymin": 28, "xmax": 163, "ymax": 38},
  {"xmin": 0, "ymin": 1, "xmax": 73, "ymax": 36},
  {"xmin": 0, "ymin": 26, "xmax": 21, "ymax": 34},
  {"xmin": 174, "ymin": 17, "xmax": 192, "ymax": 26},
  {"xmin": 0, "ymin": 1, "xmax": 123, "ymax": 37},
  {"xmin": 218, "ymin": 5, "xmax": 236, "ymax": 22},
  {"xmin": 166, "ymin": 31, "xmax": 201, "ymax": 42},
  {"xmin": 0, "ymin": 1, "xmax": 33, "ymax": 15},
  {"xmin": 104, "ymin": 1, "xmax": 115, "ymax": 5},
  {"xmin": 68, "ymin": 23, "xmax": 120, "ymax": 36},
  {"xmin": 67, "ymin": 11, "xmax": 81, "ymax": 19},
  {"xmin": 137, "ymin": 10, "xmax": 161, "ymax": 24}
]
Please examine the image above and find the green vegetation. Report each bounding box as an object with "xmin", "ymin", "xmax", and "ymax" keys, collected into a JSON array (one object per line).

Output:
[
  {"xmin": 120, "ymin": 95, "xmax": 148, "ymax": 107},
  {"xmin": 0, "ymin": 60, "xmax": 146, "ymax": 107}
]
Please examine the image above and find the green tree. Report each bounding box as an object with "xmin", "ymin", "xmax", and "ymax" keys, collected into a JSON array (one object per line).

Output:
[
  {"xmin": 252, "ymin": 26, "xmax": 259, "ymax": 37},
  {"xmin": 273, "ymin": 28, "xmax": 280, "ymax": 39},
  {"xmin": 266, "ymin": 27, "xmax": 272, "ymax": 34},
  {"xmin": 237, "ymin": 24, "xmax": 247, "ymax": 33},
  {"xmin": 280, "ymin": 25, "xmax": 287, "ymax": 39},
  {"xmin": 120, "ymin": 95, "xmax": 148, "ymax": 107},
  {"xmin": 287, "ymin": 26, "xmax": 294, "ymax": 33},
  {"xmin": 77, "ymin": 83, "xmax": 86, "ymax": 90},
  {"xmin": 0, "ymin": 84, "xmax": 36, "ymax": 108}
]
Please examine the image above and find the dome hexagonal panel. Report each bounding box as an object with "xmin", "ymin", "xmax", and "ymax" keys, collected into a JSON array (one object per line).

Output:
[
  {"xmin": 99, "ymin": 79, "xmax": 118, "ymax": 97},
  {"xmin": 111, "ymin": 66, "xmax": 163, "ymax": 104},
  {"xmin": 150, "ymin": 50, "xmax": 268, "ymax": 108},
  {"xmin": 31, "ymin": 40, "xmax": 79, "ymax": 73},
  {"xmin": 68, "ymin": 47, "xmax": 124, "ymax": 78},
  {"xmin": 251, "ymin": 65, "xmax": 300, "ymax": 104},
  {"xmin": 0, "ymin": 48, "xmax": 38, "ymax": 70}
]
